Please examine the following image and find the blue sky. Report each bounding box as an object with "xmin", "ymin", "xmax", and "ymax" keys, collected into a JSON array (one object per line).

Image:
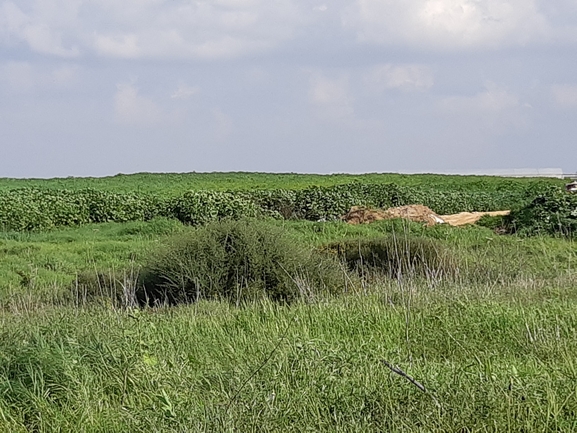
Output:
[{"xmin": 1, "ymin": 0, "xmax": 576, "ymax": 177}]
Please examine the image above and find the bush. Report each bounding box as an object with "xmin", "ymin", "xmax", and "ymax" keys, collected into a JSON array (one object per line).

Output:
[
  {"xmin": 79, "ymin": 189, "xmax": 161, "ymax": 223},
  {"xmin": 506, "ymin": 187, "xmax": 577, "ymax": 237},
  {"xmin": 325, "ymin": 235, "xmax": 457, "ymax": 281},
  {"xmin": 0, "ymin": 189, "xmax": 90, "ymax": 231},
  {"xmin": 241, "ymin": 189, "xmax": 298, "ymax": 219},
  {"xmin": 139, "ymin": 220, "xmax": 345, "ymax": 305},
  {"xmin": 0, "ymin": 188, "xmax": 161, "ymax": 231},
  {"xmin": 476, "ymin": 214, "xmax": 507, "ymax": 231},
  {"xmin": 167, "ymin": 191, "xmax": 259, "ymax": 225}
]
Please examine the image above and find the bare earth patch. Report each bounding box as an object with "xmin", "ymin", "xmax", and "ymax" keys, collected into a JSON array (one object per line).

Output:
[{"xmin": 342, "ymin": 206, "xmax": 510, "ymax": 227}]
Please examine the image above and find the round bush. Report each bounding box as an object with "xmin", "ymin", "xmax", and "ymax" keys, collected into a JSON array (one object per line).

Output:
[{"xmin": 139, "ymin": 219, "xmax": 345, "ymax": 305}]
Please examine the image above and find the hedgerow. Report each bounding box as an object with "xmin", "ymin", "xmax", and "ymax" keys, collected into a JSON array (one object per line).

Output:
[
  {"xmin": 0, "ymin": 188, "xmax": 162, "ymax": 231},
  {"xmin": 168, "ymin": 191, "xmax": 259, "ymax": 225},
  {"xmin": 0, "ymin": 182, "xmax": 550, "ymax": 231}
]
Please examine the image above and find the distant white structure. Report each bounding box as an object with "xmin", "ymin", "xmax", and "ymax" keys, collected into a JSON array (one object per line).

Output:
[
  {"xmin": 401, "ymin": 168, "xmax": 565, "ymax": 179},
  {"xmin": 485, "ymin": 168, "xmax": 564, "ymax": 178}
]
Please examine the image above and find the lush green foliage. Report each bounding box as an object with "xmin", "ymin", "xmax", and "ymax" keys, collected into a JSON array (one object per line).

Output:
[
  {"xmin": 2, "ymin": 217, "xmax": 575, "ymax": 306},
  {"xmin": 140, "ymin": 219, "xmax": 345, "ymax": 305},
  {"xmin": 507, "ymin": 187, "xmax": 577, "ymax": 236},
  {"xmin": 0, "ymin": 180, "xmax": 550, "ymax": 231},
  {"xmin": 168, "ymin": 191, "xmax": 259, "ymax": 225},
  {"xmin": 0, "ymin": 206, "xmax": 576, "ymax": 431},
  {"xmin": 0, "ymin": 171, "xmax": 564, "ymax": 194},
  {"xmin": 0, "ymin": 188, "xmax": 160, "ymax": 231}
]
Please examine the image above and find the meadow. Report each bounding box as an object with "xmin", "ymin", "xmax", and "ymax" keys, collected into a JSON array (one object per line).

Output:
[
  {"xmin": 0, "ymin": 171, "xmax": 564, "ymax": 194},
  {"xmin": 0, "ymin": 172, "xmax": 576, "ymax": 432}
]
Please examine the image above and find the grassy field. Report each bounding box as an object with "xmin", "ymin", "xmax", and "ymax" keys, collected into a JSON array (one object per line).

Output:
[
  {"xmin": 0, "ymin": 173, "xmax": 576, "ymax": 432},
  {"xmin": 0, "ymin": 171, "xmax": 565, "ymax": 195},
  {"xmin": 2, "ymin": 284, "xmax": 577, "ymax": 432}
]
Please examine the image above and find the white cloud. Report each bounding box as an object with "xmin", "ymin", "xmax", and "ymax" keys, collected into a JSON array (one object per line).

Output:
[
  {"xmin": 114, "ymin": 83, "xmax": 163, "ymax": 126},
  {"xmin": 171, "ymin": 84, "xmax": 199, "ymax": 100},
  {"xmin": 440, "ymin": 83, "xmax": 519, "ymax": 112},
  {"xmin": 0, "ymin": 0, "xmax": 304, "ymax": 60},
  {"xmin": 309, "ymin": 72, "xmax": 354, "ymax": 120},
  {"xmin": 94, "ymin": 34, "xmax": 141, "ymax": 59},
  {"xmin": 365, "ymin": 64, "xmax": 434, "ymax": 92},
  {"xmin": 344, "ymin": 0, "xmax": 551, "ymax": 50},
  {"xmin": 552, "ymin": 84, "xmax": 577, "ymax": 108},
  {"xmin": 2, "ymin": 0, "xmax": 576, "ymax": 61},
  {"xmin": 438, "ymin": 83, "xmax": 526, "ymax": 134},
  {"xmin": 0, "ymin": 1, "xmax": 79, "ymax": 57}
]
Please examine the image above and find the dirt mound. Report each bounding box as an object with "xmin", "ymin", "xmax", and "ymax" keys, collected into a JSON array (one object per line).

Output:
[
  {"xmin": 342, "ymin": 205, "xmax": 444, "ymax": 226},
  {"xmin": 342, "ymin": 206, "xmax": 510, "ymax": 227},
  {"xmin": 439, "ymin": 210, "xmax": 510, "ymax": 226}
]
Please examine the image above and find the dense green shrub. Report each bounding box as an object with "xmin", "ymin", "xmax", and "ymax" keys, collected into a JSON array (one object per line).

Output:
[
  {"xmin": 139, "ymin": 220, "xmax": 345, "ymax": 305},
  {"xmin": 506, "ymin": 187, "xmax": 577, "ymax": 236},
  {"xmin": 0, "ymin": 189, "xmax": 90, "ymax": 231},
  {"xmin": 79, "ymin": 189, "xmax": 161, "ymax": 223},
  {"xmin": 292, "ymin": 182, "xmax": 446, "ymax": 221},
  {"xmin": 0, "ymin": 182, "xmax": 549, "ymax": 231},
  {"xmin": 167, "ymin": 191, "xmax": 259, "ymax": 225},
  {"xmin": 241, "ymin": 189, "xmax": 298, "ymax": 219},
  {"xmin": 0, "ymin": 188, "xmax": 163, "ymax": 231},
  {"xmin": 268, "ymin": 183, "xmax": 538, "ymax": 221},
  {"xmin": 476, "ymin": 214, "xmax": 507, "ymax": 231},
  {"xmin": 326, "ymin": 235, "xmax": 458, "ymax": 280}
]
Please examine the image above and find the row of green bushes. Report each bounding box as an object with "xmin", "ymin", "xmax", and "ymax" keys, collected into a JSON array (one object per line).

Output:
[
  {"xmin": 0, "ymin": 182, "xmax": 554, "ymax": 232},
  {"xmin": 230, "ymin": 183, "xmax": 542, "ymax": 221}
]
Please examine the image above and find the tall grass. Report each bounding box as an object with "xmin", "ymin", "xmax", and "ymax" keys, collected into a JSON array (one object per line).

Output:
[{"xmin": 1, "ymin": 280, "xmax": 576, "ymax": 432}]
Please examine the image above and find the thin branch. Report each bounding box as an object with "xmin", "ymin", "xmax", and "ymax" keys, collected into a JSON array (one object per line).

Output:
[
  {"xmin": 381, "ymin": 359, "xmax": 441, "ymax": 408},
  {"xmin": 382, "ymin": 360, "xmax": 426, "ymax": 392},
  {"xmin": 224, "ymin": 313, "xmax": 295, "ymax": 416}
]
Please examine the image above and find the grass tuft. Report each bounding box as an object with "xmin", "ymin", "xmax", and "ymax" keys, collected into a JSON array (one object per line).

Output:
[{"xmin": 325, "ymin": 235, "xmax": 458, "ymax": 282}]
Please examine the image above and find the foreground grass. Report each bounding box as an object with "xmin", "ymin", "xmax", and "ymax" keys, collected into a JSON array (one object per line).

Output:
[{"xmin": 1, "ymin": 280, "xmax": 576, "ymax": 432}]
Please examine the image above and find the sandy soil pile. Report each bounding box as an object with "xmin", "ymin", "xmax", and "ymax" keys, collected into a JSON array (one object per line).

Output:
[
  {"xmin": 342, "ymin": 205, "xmax": 444, "ymax": 226},
  {"xmin": 342, "ymin": 206, "xmax": 510, "ymax": 227}
]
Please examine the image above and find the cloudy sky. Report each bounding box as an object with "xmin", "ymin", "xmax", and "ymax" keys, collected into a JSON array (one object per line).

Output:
[{"xmin": 1, "ymin": 0, "xmax": 576, "ymax": 178}]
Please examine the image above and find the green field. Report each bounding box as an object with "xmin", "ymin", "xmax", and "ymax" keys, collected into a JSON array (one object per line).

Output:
[
  {"xmin": 0, "ymin": 173, "xmax": 576, "ymax": 432},
  {"xmin": 0, "ymin": 171, "xmax": 565, "ymax": 194}
]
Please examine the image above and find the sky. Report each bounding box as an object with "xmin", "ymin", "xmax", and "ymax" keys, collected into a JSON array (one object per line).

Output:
[{"xmin": 1, "ymin": 0, "xmax": 577, "ymax": 178}]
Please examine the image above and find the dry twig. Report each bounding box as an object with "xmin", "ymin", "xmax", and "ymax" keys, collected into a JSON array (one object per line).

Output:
[{"xmin": 382, "ymin": 359, "xmax": 441, "ymax": 408}]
